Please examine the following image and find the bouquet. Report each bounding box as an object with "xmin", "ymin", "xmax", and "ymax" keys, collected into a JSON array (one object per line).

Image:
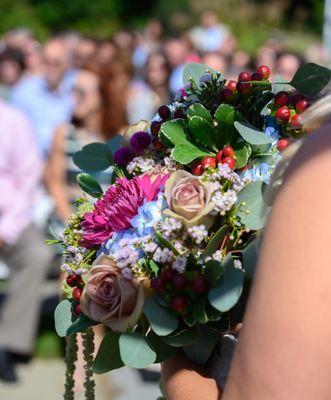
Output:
[{"xmin": 52, "ymin": 62, "xmax": 330, "ymax": 399}]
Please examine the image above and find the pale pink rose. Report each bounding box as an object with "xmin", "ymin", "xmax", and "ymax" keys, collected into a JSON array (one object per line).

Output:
[
  {"xmin": 164, "ymin": 170, "xmax": 215, "ymax": 227},
  {"xmin": 80, "ymin": 261, "xmax": 147, "ymax": 332}
]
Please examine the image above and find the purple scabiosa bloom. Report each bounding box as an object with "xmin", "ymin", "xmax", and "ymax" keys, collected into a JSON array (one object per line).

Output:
[
  {"xmin": 130, "ymin": 131, "xmax": 152, "ymax": 153},
  {"xmin": 113, "ymin": 147, "xmax": 133, "ymax": 166}
]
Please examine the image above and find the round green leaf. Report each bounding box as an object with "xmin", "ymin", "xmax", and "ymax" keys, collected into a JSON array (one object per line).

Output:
[
  {"xmin": 188, "ymin": 116, "xmax": 216, "ymax": 150},
  {"xmin": 204, "ymin": 260, "xmax": 224, "ymax": 286},
  {"xmin": 234, "ymin": 121, "xmax": 272, "ymax": 145},
  {"xmin": 171, "ymin": 143, "xmax": 211, "ymax": 164},
  {"xmin": 119, "ymin": 333, "xmax": 156, "ymax": 369},
  {"xmin": 77, "ymin": 173, "xmax": 103, "ymax": 198},
  {"xmin": 208, "ymin": 255, "xmax": 244, "ymax": 312},
  {"xmin": 234, "ymin": 143, "xmax": 252, "ymax": 169},
  {"xmin": 163, "ymin": 327, "xmax": 199, "ymax": 347},
  {"xmin": 183, "ymin": 326, "xmax": 219, "ymax": 365},
  {"xmin": 147, "ymin": 332, "xmax": 176, "ymax": 363},
  {"xmin": 242, "ymin": 237, "xmax": 262, "ymax": 279},
  {"xmin": 54, "ymin": 300, "xmax": 72, "ymax": 337},
  {"xmin": 236, "ymin": 181, "xmax": 268, "ymax": 230},
  {"xmin": 73, "ymin": 142, "xmax": 112, "ymax": 173},
  {"xmin": 202, "ymin": 225, "xmax": 228, "ymax": 258},
  {"xmin": 290, "ymin": 63, "xmax": 331, "ymax": 95},
  {"xmin": 160, "ymin": 120, "xmax": 186, "ymax": 146},
  {"xmin": 144, "ymin": 296, "xmax": 178, "ymax": 336},
  {"xmin": 187, "ymin": 104, "xmax": 213, "ymax": 124},
  {"xmin": 66, "ymin": 315, "xmax": 98, "ymax": 336},
  {"xmin": 93, "ymin": 332, "xmax": 123, "ymax": 374}
]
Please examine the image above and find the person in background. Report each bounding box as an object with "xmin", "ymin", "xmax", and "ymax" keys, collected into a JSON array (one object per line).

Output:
[
  {"xmin": 10, "ymin": 36, "xmax": 75, "ymax": 158},
  {"xmin": 95, "ymin": 39, "xmax": 118, "ymax": 66},
  {"xmin": 202, "ymin": 52, "xmax": 229, "ymax": 76},
  {"xmin": 145, "ymin": 51, "xmax": 171, "ymax": 108},
  {"xmin": 0, "ymin": 100, "xmax": 52, "ymax": 383},
  {"xmin": 0, "ymin": 48, "xmax": 25, "ymax": 99},
  {"xmin": 164, "ymin": 38, "xmax": 189, "ymax": 96},
  {"xmin": 274, "ymin": 51, "xmax": 305, "ymax": 81},
  {"xmin": 73, "ymin": 36, "xmax": 98, "ymax": 69}
]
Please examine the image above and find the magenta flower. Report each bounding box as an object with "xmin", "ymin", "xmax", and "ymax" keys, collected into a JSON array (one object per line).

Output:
[{"xmin": 81, "ymin": 174, "xmax": 169, "ymax": 248}]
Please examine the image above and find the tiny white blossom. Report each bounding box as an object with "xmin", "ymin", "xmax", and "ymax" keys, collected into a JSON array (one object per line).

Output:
[
  {"xmin": 172, "ymin": 256, "xmax": 187, "ymax": 273},
  {"xmin": 234, "ymin": 259, "xmax": 243, "ymax": 270}
]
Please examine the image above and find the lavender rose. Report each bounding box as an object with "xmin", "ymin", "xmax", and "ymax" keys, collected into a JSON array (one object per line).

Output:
[
  {"xmin": 80, "ymin": 258, "xmax": 147, "ymax": 332},
  {"xmin": 164, "ymin": 170, "xmax": 215, "ymax": 227}
]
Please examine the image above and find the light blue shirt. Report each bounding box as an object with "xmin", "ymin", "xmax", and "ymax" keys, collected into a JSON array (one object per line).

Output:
[{"xmin": 10, "ymin": 71, "xmax": 76, "ymax": 157}]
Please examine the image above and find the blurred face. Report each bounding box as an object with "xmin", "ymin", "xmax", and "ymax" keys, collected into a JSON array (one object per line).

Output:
[
  {"xmin": 202, "ymin": 53, "xmax": 228, "ymax": 74},
  {"xmin": 146, "ymin": 54, "xmax": 169, "ymax": 87},
  {"xmin": 164, "ymin": 40, "xmax": 186, "ymax": 67},
  {"xmin": 0, "ymin": 60, "xmax": 22, "ymax": 85},
  {"xmin": 74, "ymin": 40, "xmax": 97, "ymax": 68},
  {"xmin": 72, "ymin": 70, "xmax": 101, "ymax": 120},
  {"xmin": 43, "ymin": 40, "xmax": 70, "ymax": 89},
  {"xmin": 276, "ymin": 54, "xmax": 301, "ymax": 81}
]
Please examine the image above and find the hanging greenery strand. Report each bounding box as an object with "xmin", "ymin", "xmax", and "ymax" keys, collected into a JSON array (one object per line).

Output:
[
  {"xmin": 64, "ymin": 333, "xmax": 78, "ymax": 400},
  {"xmin": 82, "ymin": 328, "xmax": 96, "ymax": 400}
]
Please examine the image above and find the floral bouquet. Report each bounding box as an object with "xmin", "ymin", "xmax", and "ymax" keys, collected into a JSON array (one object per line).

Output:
[{"xmin": 52, "ymin": 62, "xmax": 330, "ymax": 399}]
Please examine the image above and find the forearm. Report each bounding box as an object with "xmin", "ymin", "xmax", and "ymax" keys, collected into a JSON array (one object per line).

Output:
[
  {"xmin": 47, "ymin": 181, "xmax": 72, "ymax": 223},
  {"xmin": 161, "ymin": 352, "xmax": 222, "ymax": 400}
]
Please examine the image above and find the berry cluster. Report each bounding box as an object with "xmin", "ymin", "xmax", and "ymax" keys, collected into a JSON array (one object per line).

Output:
[
  {"xmin": 192, "ymin": 145, "xmax": 236, "ymax": 176},
  {"xmin": 66, "ymin": 273, "xmax": 84, "ymax": 315},
  {"xmin": 151, "ymin": 268, "xmax": 208, "ymax": 314}
]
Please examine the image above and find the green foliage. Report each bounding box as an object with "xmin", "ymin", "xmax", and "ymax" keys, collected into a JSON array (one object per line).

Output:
[
  {"xmin": 234, "ymin": 121, "xmax": 272, "ymax": 145},
  {"xmin": 119, "ymin": 333, "xmax": 156, "ymax": 368},
  {"xmin": 233, "ymin": 142, "xmax": 252, "ymax": 169},
  {"xmin": 183, "ymin": 63, "xmax": 218, "ymax": 86},
  {"xmin": 187, "ymin": 104, "xmax": 213, "ymax": 124},
  {"xmin": 204, "ymin": 260, "xmax": 224, "ymax": 286},
  {"xmin": 188, "ymin": 116, "xmax": 216, "ymax": 150},
  {"xmin": 290, "ymin": 63, "xmax": 331, "ymax": 95},
  {"xmin": 236, "ymin": 181, "xmax": 268, "ymax": 230},
  {"xmin": 202, "ymin": 225, "xmax": 227, "ymax": 258},
  {"xmin": 208, "ymin": 255, "xmax": 244, "ymax": 312},
  {"xmin": 242, "ymin": 237, "xmax": 262, "ymax": 279},
  {"xmin": 183, "ymin": 326, "xmax": 219, "ymax": 365},
  {"xmin": 144, "ymin": 296, "xmax": 179, "ymax": 336},
  {"xmin": 147, "ymin": 332, "xmax": 177, "ymax": 362},
  {"xmin": 162, "ymin": 327, "xmax": 199, "ymax": 347},
  {"xmin": 73, "ymin": 143, "xmax": 112, "ymax": 173},
  {"xmin": 214, "ymin": 104, "xmax": 241, "ymax": 147},
  {"xmin": 93, "ymin": 332, "xmax": 123, "ymax": 374},
  {"xmin": 77, "ymin": 173, "xmax": 103, "ymax": 198}
]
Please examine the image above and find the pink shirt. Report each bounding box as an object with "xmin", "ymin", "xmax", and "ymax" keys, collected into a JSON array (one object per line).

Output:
[{"xmin": 0, "ymin": 100, "xmax": 42, "ymax": 244}]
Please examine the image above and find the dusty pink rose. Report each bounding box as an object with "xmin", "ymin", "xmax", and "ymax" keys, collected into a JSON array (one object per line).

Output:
[
  {"xmin": 164, "ymin": 170, "xmax": 215, "ymax": 227},
  {"xmin": 80, "ymin": 260, "xmax": 147, "ymax": 332},
  {"xmin": 81, "ymin": 174, "xmax": 168, "ymax": 248}
]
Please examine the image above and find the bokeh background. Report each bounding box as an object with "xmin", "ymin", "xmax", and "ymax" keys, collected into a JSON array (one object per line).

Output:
[{"xmin": 0, "ymin": 0, "xmax": 330, "ymax": 399}]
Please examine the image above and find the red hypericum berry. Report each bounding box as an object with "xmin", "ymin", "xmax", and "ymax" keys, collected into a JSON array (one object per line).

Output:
[
  {"xmin": 74, "ymin": 304, "xmax": 82, "ymax": 315},
  {"xmin": 223, "ymin": 156, "xmax": 236, "ymax": 170},
  {"xmin": 174, "ymin": 109, "xmax": 186, "ymax": 119},
  {"xmin": 238, "ymin": 71, "xmax": 251, "ymax": 82},
  {"xmin": 290, "ymin": 113, "xmax": 302, "ymax": 128},
  {"xmin": 275, "ymin": 106, "xmax": 291, "ymax": 123},
  {"xmin": 223, "ymin": 145, "xmax": 235, "ymax": 158},
  {"xmin": 72, "ymin": 287, "xmax": 83, "ymax": 301},
  {"xmin": 257, "ymin": 65, "xmax": 270, "ymax": 79},
  {"xmin": 192, "ymin": 275, "xmax": 208, "ymax": 293},
  {"xmin": 172, "ymin": 273, "xmax": 188, "ymax": 291},
  {"xmin": 274, "ymin": 91, "xmax": 290, "ymax": 107},
  {"xmin": 151, "ymin": 276, "xmax": 164, "ymax": 292},
  {"xmin": 201, "ymin": 156, "xmax": 216, "ymax": 171},
  {"xmin": 220, "ymin": 88, "xmax": 234, "ymax": 103},
  {"xmin": 158, "ymin": 105, "xmax": 171, "ymax": 120},
  {"xmin": 150, "ymin": 120, "xmax": 161, "ymax": 136},
  {"xmin": 153, "ymin": 137, "xmax": 165, "ymax": 151},
  {"xmin": 236, "ymin": 81, "xmax": 252, "ymax": 95},
  {"xmin": 171, "ymin": 296, "xmax": 187, "ymax": 313},
  {"xmin": 66, "ymin": 274, "xmax": 83, "ymax": 288},
  {"xmin": 161, "ymin": 268, "xmax": 174, "ymax": 283},
  {"xmin": 295, "ymin": 99, "xmax": 309, "ymax": 114},
  {"xmin": 226, "ymin": 80, "xmax": 237, "ymax": 93},
  {"xmin": 277, "ymin": 138, "xmax": 290, "ymax": 152},
  {"xmin": 191, "ymin": 161, "xmax": 204, "ymax": 176},
  {"xmin": 291, "ymin": 93, "xmax": 306, "ymax": 107},
  {"xmin": 251, "ymin": 72, "xmax": 263, "ymax": 81},
  {"xmin": 216, "ymin": 150, "xmax": 223, "ymax": 164}
]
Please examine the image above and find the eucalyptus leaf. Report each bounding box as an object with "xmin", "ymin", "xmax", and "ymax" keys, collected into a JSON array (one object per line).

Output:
[
  {"xmin": 183, "ymin": 326, "xmax": 219, "ymax": 365},
  {"xmin": 183, "ymin": 63, "xmax": 219, "ymax": 85},
  {"xmin": 144, "ymin": 296, "xmax": 179, "ymax": 336},
  {"xmin": 54, "ymin": 300, "xmax": 72, "ymax": 337},
  {"xmin": 147, "ymin": 332, "xmax": 177, "ymax": 363},
  {"xmin": 77, "ymin": 173, "xmax": 103, "ymax": 198},
  {"xmin": 290, "ymin": 62, "xmax": 331, "ymax": 95},
  {"xmin": 171, "ymin": 143, "xmax": 212, "ymax": 164},
  {"xmin": 119, "ymin": 333, "xmax": 156, "ymax": 369},
  {"xmin": 93, "ymin": 332, "xmax": 123, "ymax": 374},
  {"xmin": 192, "ymin": 298, "xmax": 209, "ymax": 324},
  {"xmin": 236, "ymin": 181, "xmax": 268, "ymax": 230},
  {"xmin": 204, "ymin": 260, "xmax": 224, "ymax": 286},
  {"xmin": 202, "ymin": 225, "xmax": 228, "ymax": 258},
  {"xmin": 234, "ymin": 121, "xmax": 272, "ymax": 145},
  {"xmin": 242, "ymin": 237, "xmax": 262, "ymax": 279},
  {"xmin": 188, "ymin": 116, "xmax": 216, "ymax": 149},
  {"xmin": 162, "ymin": 327, "xmax": 199, "ymax": 347},
  {"xmin": 187, "ymin": 104, "xmax": 213, "ymax": 123},
  {"xmin": 208, "ymin": 255, "xmax": 244, "ymax": 312},
  {"xmin": 73, "ymin": 142, "xmax": 112, "ymax": 173},
  {"xmin": 66, "ymin": 314, "xmax": 98, "ymax": 336}
]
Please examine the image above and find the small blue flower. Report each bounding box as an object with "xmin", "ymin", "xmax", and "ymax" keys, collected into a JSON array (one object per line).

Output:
[{"xmin": 264, "ymin": 115, "xmax": 280, "ymax": 144}]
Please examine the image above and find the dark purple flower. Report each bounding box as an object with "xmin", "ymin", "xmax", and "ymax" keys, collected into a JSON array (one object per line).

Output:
[
  {"xmin": 130, "ymin": 131, "xmax": 152, "ymax": 153},
  {"xmin": 113, "ymin": 147, "xmax": 133, "ymax": 166}
]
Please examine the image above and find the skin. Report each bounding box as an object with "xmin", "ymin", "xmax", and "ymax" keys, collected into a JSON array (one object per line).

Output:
[
  {"xmin": 45, "ymin": 70, "xmax": 102, "ymax": 223},
  {"xmin": 162, "ymin": 122, "xmax": 331, "ymax": 400}
]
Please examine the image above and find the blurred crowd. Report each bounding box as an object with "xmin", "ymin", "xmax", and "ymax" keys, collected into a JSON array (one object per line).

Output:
[{"xmin": 0, "ymin": 10, "xmax": 328, "ymax": 383}]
